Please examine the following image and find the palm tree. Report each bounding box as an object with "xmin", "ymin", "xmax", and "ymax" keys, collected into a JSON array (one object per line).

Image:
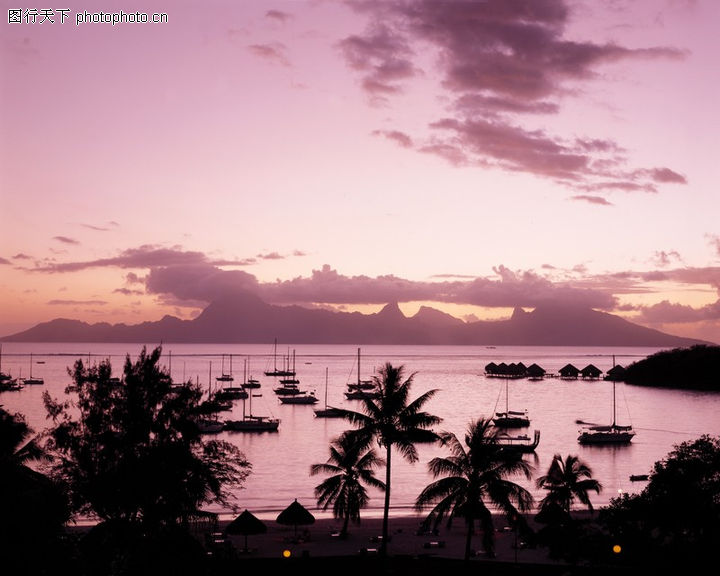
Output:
[
  {"xmin": 1, "ymin": 408, "xmax": 69, "ymax": 572},
  {"xmin": 0, "ymin": 406, "xmax": 48, "ymax": 470},
  {"xmin": 536, "ymin": 453, "xmax": 602, "ymax": 520},
  {"xmin": 535, "ymin": 453, "xmax": 602, "ymax": 560},
  {"xmin": 414, "ymin": 417, "xmax": 535, "ymax": 560},
  {"xmin": 341, "ymin": 362, "xmax": 442, "ymax": 555},
  {"xmin": 310, "ymin": 430, "xmax": 386, "ymax": 537}
]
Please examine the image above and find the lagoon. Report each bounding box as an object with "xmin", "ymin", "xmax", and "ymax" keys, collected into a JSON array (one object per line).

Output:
[{"xmin": 2, "ymin": 342, "xmax": 718, "ymax": 521}]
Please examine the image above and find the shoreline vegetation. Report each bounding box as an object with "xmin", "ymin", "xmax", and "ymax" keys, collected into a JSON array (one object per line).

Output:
[{"xmin": 2, "ymin": 345, "xmax": 719, "ymax": 575}]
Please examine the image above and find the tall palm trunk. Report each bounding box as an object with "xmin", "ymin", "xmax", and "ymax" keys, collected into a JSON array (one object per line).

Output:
[
  {"xmin": 464, "ymin": 516, "xmax": 474, "ymax": 560},
  {"xmin": 381, "ymin": 444, "xmax": 392, "ymax": 556}
]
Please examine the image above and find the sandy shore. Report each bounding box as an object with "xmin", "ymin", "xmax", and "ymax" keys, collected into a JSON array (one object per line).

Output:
[
  {"xmin": 65, "ymin": 510, "xmax": 629, "ymax": 575},
  {"xmin": 214, "ymin": 512, "xmax": 550, "ymax": 563}
]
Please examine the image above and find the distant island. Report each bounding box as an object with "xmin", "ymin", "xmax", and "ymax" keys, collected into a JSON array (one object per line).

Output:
[{"xmin": 1, "ymin": 292, "xmax": 712, "ymax": 348}]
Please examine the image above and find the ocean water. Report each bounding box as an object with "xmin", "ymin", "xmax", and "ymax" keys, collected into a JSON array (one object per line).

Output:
[{"xmin": 2, "ymin": 342, "xmax": 719, "ymax": 521}]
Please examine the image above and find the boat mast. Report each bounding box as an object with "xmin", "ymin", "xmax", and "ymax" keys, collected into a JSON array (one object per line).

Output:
[
  {"xmin": 243, "ymin": 359, "xmax": 248, "ymax": 420},
  {"xmin": 505, "ymin": 377, "xmax": 509, "ymax": 414},
  {"xmin": 611, "ymin": 354, "xmax": 616, "ymax": 427},
  {"xmin": 273, "ymin": 338, "xmax": 278, "ymax": 372},
  {"xmin": 357, "ymin": 347, "xmax": 361, "ymax": 387}
]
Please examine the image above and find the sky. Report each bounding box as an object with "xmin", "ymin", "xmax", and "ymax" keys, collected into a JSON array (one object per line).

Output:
[{"xmin": 1, "ymin": 0, "xmax": 719, "ymax": 343}]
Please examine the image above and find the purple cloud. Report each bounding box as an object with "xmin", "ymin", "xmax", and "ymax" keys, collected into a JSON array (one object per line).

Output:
[
  {"xmin": 48, "ymin": 299, "xmax": 107, "ymax": 306},
  {"xmin": 339, "ymin": 0, "xmax": 687, "ymax": 194},
  {"xmin": 248, "ymin": 43, "xmax": 290, "ymax": 66},
  {"xmin": 81, "ymin": 221, "xmax": 119, "ymax": 231},
  {"xmin": 53, "ymin": 236, "xmax": 79, "ymax": 245},
  {"xmin": 28, "ymin": 245, "xmax": 253, "ymax": 273},
  {"xmin": 372, "ymin": 129, "xmax": 413, "ymax": 148},
  {"xmin": 145, "ymin": 264, "xmax": 259, "ymax": 302},
  {"xmin": 571, "ymin": 195, "xmax": 613, "ymax": 205},
  {"xmin": 266, "ymin": 10, "xmax": 290, "ymax": 23}
]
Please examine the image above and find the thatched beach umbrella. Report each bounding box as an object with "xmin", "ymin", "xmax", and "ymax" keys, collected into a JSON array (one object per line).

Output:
[
  {"xmin": 276, "ymin": 499, "xmax": 315, "ymax": 536},
  {"xmin": 225, "ymin": 509, "xmax": 267, "ymax": 550}
]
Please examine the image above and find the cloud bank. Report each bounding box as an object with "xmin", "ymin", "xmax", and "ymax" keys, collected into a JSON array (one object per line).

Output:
[{"xmin": 339, "ymin": 0, "xmax": 687, "ymax": 196}]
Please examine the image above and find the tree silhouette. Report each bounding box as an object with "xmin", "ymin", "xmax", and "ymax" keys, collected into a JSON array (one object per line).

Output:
[
  {"xmin": 42, "ymin": 346, "xmax": 250, "ymax": 546},
  {"xmin": 535, "ymin": 453, "xmax": 602, "ymax": 560},
  {"xmin": 600, "ymin": 434, "xmax": 720, "ymax": 568},
  {"xmin": 340, "ymin": 362, "xmax": 442, "ymax": 555},
  {"xmin": 536, "ymin": 453, "xmax": 602, "ymax": 520},
  {"xmin": 415, "ymin": 417, "xmax": 534, "ymax": 559},
  {"xmin": 310, "ymin": 430, "xmax": 386, "ymax": 537},
  {"xmin": 0, "ymin": 407, "xmax": 70, "ymax": 574}
]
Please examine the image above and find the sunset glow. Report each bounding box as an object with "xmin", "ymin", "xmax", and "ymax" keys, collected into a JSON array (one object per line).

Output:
[{"xmin": 2, "ymin": 0, "xmax": 719, "ymax": 343}]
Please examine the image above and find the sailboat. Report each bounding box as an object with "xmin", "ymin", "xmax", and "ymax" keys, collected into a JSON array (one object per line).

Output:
[
  {"xmin": 22, "ymin": 353, "xmax": 44, "ymax": 385},
  {"xmin": 314, "ymin": 368, "xmax": 345, "ymax": 418},
  {"xmin": 577, "ymin": 356, "xmax": 635, "ymax": 445},
  {"xmin": 491, "ymin": 377, "xmax": 529, "ymax": 428},
  {"xmin": 224, "ymin": 385, "xmax": 280, "ymax": 432},
  {"xmin": 198, "ymin": 362, "xmax": 233, "ymax": 413},
  {"xmin": 346, "ymin": 347, "xmax": 374, "ymax": 390},
  {"xmin": 0, "ymin": 344, "xmax": 9, "ymax": 382},
  {"xmin": 264, "ymin": 339, "xmax": 296, "ymax": 377},
  {"xmin": 0, "ymin": 345, "xmax": 22, "ymax": 392},
  {"xmin": 215, "ymin": 357, "xmax": 248, "ymax": 401},
  {"xmin": 344, "ymin": 347, "xmax": 380, "ymax": 400},
  {"xmin": 279, "ymin": 390, "xmax": 319, "ymax": 404},
  {"xmin": 274, "ymin": 350, "xmax": 304, "ymax": 395},
  {"xmin": 243, "ymin": 356, "xmax": 261, "ymax": 389},
  {"xmin": 216, "ymin": 354, "xmax": 234, "ymax": 382}
]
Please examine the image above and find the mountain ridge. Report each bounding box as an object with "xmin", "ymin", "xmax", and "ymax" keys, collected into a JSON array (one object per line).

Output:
[{"xmin": 0, "ymin": 295, "xmax": 711, "ymax": 347}]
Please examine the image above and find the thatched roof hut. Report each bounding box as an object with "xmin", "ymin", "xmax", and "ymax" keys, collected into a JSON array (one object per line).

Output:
[
  {"xmin": 580, "ymin": 364, "xmax": 602, "ymax": 379},
  {"xmin": 526, "ymin": 363, "xmax": 546, "ymax": 379},
  {"xmin": 559, "ymin": 363, "xmax": 580, "ymax": 379},
  {"xmin": 605, "ymin": 364, "xmax": 627, "ymax": 381}
]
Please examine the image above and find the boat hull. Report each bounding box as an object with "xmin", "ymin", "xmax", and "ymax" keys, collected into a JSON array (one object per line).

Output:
[
  {"xmin": 224, "ymin": 418, "xmax": 279, "ymax": 432},
  {"xmin": 578, "ymin": 425, "xmax": 635, "ymax": 444}
]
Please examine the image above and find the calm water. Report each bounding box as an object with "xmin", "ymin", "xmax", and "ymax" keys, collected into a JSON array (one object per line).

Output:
[{"xmin": 2, "ymin": 342, "xmax": 719, "ymax": 522}]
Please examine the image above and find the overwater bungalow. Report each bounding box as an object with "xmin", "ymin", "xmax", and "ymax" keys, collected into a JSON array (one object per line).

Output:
[
  {"xmin": 559, "ymin": 363, "xmax": 580, "ymax": 379},
  {"xmin": 526, "ymin": 363, "xmax": 546, "ymax": 380},
  {"xmin": 580, "ymin": 364, "xmax": 603, "ymax": 380},
  {"xmin": 604, "ymin": 364, "xmax": 627, "ymax": 381}
]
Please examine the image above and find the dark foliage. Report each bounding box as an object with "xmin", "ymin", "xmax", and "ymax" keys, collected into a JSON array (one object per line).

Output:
[
  {"xmin": 599, "ymin": 434, "xmax": 720, "ymax": 568},
  {"xmin": 414, "ymin": 417, "xmax": 535, "ymax": 560},
  {"xmin": 623, "ymin": 344, "xmax": 720, "ymax": 390},
  {"xmin": 0, "ymin": 407, "xmax": 72, "ymax": 575},
  {"xmin": 340, "ymin": 363, "xmax": 442, "ymax": 555},
  {"xmin": 41, "ymin": 346, "xmax": 251, "ymax": 573},
  {"xmin": 77, "ymin": 519, "xmax": 208, "ymax": 576}
]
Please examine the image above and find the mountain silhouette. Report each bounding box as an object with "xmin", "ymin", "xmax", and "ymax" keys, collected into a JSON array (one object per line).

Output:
[{"xmin": 0, "ymin": 293, "xmax": 711, "ymax": 347}]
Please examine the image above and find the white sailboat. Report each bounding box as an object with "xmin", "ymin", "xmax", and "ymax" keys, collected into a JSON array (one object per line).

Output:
[
  {"xmin": 578, "ymin": 356, "xmax": 635, "ymax": 445},
  {"xmin": 491, "ymin": 377, "xmax": 529, "ymax": 428}
]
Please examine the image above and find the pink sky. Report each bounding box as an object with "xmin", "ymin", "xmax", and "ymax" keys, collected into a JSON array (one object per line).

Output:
[{"xmin": 1, "ymin": 0, "xmax": 719, "ymax": 343}]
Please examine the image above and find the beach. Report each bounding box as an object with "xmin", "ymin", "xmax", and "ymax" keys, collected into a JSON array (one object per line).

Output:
[{"xmin": 203, "ymin": 512, "xmax": 626, "ymax": 575}]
